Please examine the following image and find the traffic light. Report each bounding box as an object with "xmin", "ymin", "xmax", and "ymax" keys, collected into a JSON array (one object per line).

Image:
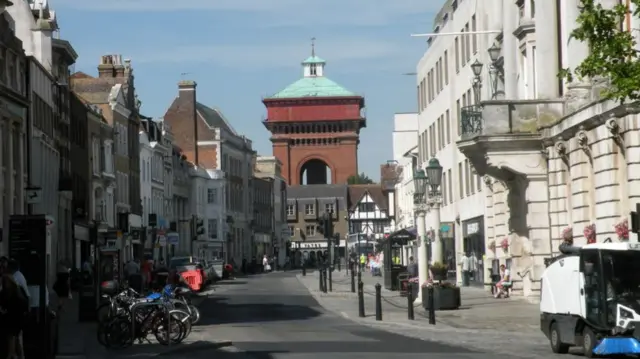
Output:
[
  {"xmin": 316, "ymin": 212, "xmax": 334, "ymax": 239},
  {"xmin": 333, "ymin": 233, "xmax": 340, "ymax": 246},
  {"xmin": 191, "ymin": 215, "xmax": 205, "ymax": 239}
]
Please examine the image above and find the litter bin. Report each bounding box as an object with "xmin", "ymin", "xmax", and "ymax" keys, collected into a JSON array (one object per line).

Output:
[{"xmin": 397, "ymin": 273, "xmax": 410, "ymax": 296}]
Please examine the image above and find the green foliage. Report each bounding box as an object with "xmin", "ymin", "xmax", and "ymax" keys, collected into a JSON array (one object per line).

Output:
[
  {"xmin": 347, "ymin": 172, "xmax": 375, "ymax": 184},
  {"xmin": 560, "ymin": 0, "xmax": 640, "ymax": 102}
]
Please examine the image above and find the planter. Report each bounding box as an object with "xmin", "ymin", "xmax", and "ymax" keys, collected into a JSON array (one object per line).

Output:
[
  {"xmin": 421, "ymin": 286, "xmax": 461, "ymax": 310},
  {"xmin": 432, "ymin": 273, "xmax": 447, "ymax": 281}
]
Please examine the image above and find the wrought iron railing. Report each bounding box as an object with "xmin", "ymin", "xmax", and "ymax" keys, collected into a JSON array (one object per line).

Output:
[{"xmin": 460, "ymin": 105, "xmax": 484, "ymax": 139}]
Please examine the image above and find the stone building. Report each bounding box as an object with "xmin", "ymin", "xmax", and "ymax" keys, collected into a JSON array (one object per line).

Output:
[
  {"xmin": 0, "ymin": 10, "xmax": 28, "ymax": 254},
  {"xmin": 251, "ymin": 176, "xmax": 274, "ymax": 259},
  {"xmin": 163, "ymin": 80, "xmax": 254, "ymax": 263},
  {"xmin": 442, "ymin": 0, "xmax": 640, "ymax": 298},
  {"xmin": 254, "ymin": 156, "xmax": 287, "ymax": 267},
  {"xmin": 286, "ymin": 185, "xmax": 348, "ymax": 266},
  {"xmin": 262, "ymin": 49, "xmax": 366, "ymax": 185}
]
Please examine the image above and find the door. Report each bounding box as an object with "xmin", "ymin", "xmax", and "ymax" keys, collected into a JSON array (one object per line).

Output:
[{"xmin": 580, "ymin": 250, "xmax": 604, "ymax": 326}]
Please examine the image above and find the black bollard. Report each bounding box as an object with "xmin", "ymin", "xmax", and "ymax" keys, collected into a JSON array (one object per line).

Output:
[
  {"xmin": 375, "ymin": 283, "xmax": 382, "ymax": 321},
  {"xmin": 322, "ymin": 268, "xmax": 328, "ymax": 293},
  {"xmin": 407, "ymin": 283, "xmax": 415, "ymax": 320},
  {"xmin": 350, "ymin": 267, "xmax": 356, "ymax": 293},
  {"xmin": 328, "ymin": 265, "xmax": 333, "ymax": 292},
  {"xmin": 318, "ymin": 270, "xmax": 323, "ymax": 291},
  {"xmin": 357, "ymin": 270, "xmax": 362, "ymax": 286},
  {"xmin": 357, "ymin": 280, "xmax": 365, "ymax": 317},
  {"xmin": 302, "ymin": 264, "xmax": 306, "ymax": 276},
  {"xmin": 427, "ymin": 286, "xmax": 436, "ymax": 325}
]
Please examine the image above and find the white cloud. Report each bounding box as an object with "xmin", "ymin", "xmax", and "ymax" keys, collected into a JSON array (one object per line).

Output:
[
  {"xmin": 122, "ymin": 38, "xmax": 410, "ymax": 70},
  {"xmin": 52, "ymin": 0, "xmax": 443, "ymax": 26}
]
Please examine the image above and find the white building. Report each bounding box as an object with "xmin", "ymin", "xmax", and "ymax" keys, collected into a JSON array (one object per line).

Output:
[
  {"xmin": 347, "ymin": 185, "xmax": 392, "ymax": 252},
  {"xmin": 412, "ymin": 0, "xmax": 640, "ymax": 298},
  {"xmin": 254, "ymin": 156, "xmax": 287, "ymax": 267},
  {"xmin": 415, "ymin": 0, "xmax": 486, "ymax": 286},
  {"xmin": 392, "ymin": 113, "xmax": 419, "ymax": 231},
  {"xmin": 139, "ymin": 128, "xmax": 152, "ymax": 246},
  {"xmin": 204, "ymin": 169, "xmax": 226, "ymax": 260}
]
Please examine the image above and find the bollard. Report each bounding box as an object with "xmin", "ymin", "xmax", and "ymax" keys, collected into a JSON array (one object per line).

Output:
[
  {"xmin": 357, "ymin": 280, "xmax": 365, "ymax": 317},
  {"xmin": 338, "ymin": 260, "xmax": 341, "ymax": 272},
  {"xmin": 322, "ymin": 268, "xmax": 328, "ymax": 293},
  {"xmin": 318, "ymin": 269, "xmax": 323, "ymax": 292},
  {"xmin": 357, "ymin": 270, "xmax": 362, "ymax": 286},
  {"xmin": 328, "ymin": 265, "xmax": 333, "ymax": 292},
  {"xmin": 350, "ymin": 267, "xmax": 356, "ymax": 293},
  {"xmin": 427, "ymin": 285, "xmax": 436, "ymax": 325},
  {"xmin": 302, "ymin": 264, "xmax": 306, "ymax": 276},
  {"xmin": 374, "ymin": 283, "xmax": 382, "ymax": 321},
  {"xmin": 407, "ymin": 283, "xmax": 415, "ymax": 320}
]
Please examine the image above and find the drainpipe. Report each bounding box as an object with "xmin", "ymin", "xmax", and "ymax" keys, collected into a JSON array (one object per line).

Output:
[{"xmin": 25, "ymin": 57, "xmax": 32, "ymax": 215}]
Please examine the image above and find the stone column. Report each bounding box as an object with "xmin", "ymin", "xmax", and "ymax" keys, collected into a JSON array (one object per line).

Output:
[
  {"xmin": 625, "ymin": 116, "xmax": 640, "ymax": 242},
  {"xmin": 502, "ymin": 0, "xmax": 518, "ymax": 98},
  {"xmin": 482, "ymin": 176, "xmax": 495, "ymax": 287},
  {"xmin": 521, "ymin": 173, "xmax": 551, "ymax": 297},
  {"xmin": 536, "ymin": 0, "xmax": 561, "ymax": 98}
]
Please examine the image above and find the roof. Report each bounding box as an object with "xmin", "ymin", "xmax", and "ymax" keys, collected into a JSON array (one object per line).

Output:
[
  {"xmin": 268, "ymin": 76, "xmax": 355, "ymax": 99},
  {"xmin": 287, "ymin": 184, "xmax": 348, "ymax": 204},
  {"xmin": 348, "ymin": 184, "xmax": 388, "ymax": 211},
  {"xmin": 196, "ymin": 102, "xmax": 237, "ymax": 135},
  {"xmin": 302, "ymin": 55, "xmax": 326, "ymax": 64}
]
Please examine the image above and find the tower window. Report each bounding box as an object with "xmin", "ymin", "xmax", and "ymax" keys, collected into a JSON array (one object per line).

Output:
[{"xmin": 310, "ymin": 64, "xmax": 317, "ymax": 76}]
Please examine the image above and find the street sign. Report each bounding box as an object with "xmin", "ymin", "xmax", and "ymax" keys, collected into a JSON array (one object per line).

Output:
[{"xmin": 25, "ymin": 187, "xmax": 42, "ymax": 204}]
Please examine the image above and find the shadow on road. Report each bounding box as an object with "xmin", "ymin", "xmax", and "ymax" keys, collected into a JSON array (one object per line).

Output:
[
  {"xmin": 105, "ymin": 339, "xmax": 233, "ymax": 358},
  {"xmin": 213, "ymin": 281, "xmax": 249, "ymax": 286},
  {"xmin": 197, "ymin": 296, "xmax": 322, "ymax": 325}
]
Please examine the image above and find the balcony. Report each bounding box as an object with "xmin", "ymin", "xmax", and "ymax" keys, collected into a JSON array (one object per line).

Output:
[{"xmin": 457, "ymin": 100, "xmax": 564, "ymax": 180}]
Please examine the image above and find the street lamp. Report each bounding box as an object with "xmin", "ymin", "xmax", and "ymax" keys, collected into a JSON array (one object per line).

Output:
[
  {"xmin": 0, "ymin": 0, "xmax": 13, "ymax": 13},
  {"xmin": 488, "ymin": 44, "xmax": 501, "ymax": 62},
  {"xmin": 470, "ymin": 60, "xmax": 483, "ymax": 77},
  {"xmin": 425, "ymin": 158, "xmax": 444, "ymax": 265},
  {"xmin": 425, "ymin": 158, "xmax": 443, "ymax": 195},
  {"xmin": 412, "ymin": 168, "xmax": 429, "ymax": 297}
]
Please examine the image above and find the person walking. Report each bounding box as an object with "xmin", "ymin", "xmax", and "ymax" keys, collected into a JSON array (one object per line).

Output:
[
  {"xmin": 459, "ymin": 252, "xmax": 471, "ymax": 287},
  {"xmin": 0, "ymin": 274, "xmax": 29, "ymax": 359}
]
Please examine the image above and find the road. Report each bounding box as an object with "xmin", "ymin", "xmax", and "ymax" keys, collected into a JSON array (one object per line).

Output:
[{"xmin": 165, "ymin": 271, "xmax": 520, "ymax": 359}]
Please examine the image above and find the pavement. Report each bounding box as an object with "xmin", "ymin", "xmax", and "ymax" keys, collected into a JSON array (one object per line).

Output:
[{"xmin": 53, "ymin": 270, "xmax": 581, "ymax": 358}]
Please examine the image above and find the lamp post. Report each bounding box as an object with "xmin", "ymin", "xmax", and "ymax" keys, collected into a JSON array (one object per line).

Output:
[
  {"xmin": 412, "ymin": 167, "xmax": 429, "ymax": 293},
  {"xmin": 425, "ymin": 158, "xmax": 444, "ymax": 264},
  {"xmin": 471, "ymin": 60, "xmax": 483, "ymax": 104}
]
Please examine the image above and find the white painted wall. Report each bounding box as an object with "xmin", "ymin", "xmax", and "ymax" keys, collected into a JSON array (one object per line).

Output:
[
  {"xmin": 139, "ymin": 131, "xmax": 152, "ymax": 228},
  {"xmin": 392, "ymin": 113, "xmax": 419, "ymax": 231}
]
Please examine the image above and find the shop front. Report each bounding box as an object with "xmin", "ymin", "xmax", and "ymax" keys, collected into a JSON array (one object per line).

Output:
[
  {"xmin": 439, "ymin": 222, "xmax": 456, "ymax": 280},
  {"xmin": 461, "ymin": 216, "xmax": 486, "ymax": 287}
]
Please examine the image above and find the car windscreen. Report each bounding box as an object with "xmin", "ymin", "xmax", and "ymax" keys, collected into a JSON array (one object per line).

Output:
[{"xmin": 170, "ymin": 257, "xmax": 194, "ymax": 268}]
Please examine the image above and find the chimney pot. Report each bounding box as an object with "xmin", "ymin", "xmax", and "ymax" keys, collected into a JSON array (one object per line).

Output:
[{"xmin": 178, "ymin": 80, "xmax": 197, "ymax": 90}]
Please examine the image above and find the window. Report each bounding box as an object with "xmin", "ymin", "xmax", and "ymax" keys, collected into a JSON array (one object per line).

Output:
[
  {"xmin": 448, "ymin": 169, "xmax": 453, "ymax": 203},
  {"xmin": 351, "ymin": 221, "xmax": 362, "ymax": 233},
  {"xmin": 445, "ymin": 110, "xmax": 451, "ymax": 144},
  {"xmin": 357, "ymin": 202, "xmax": 375, "ymax": 213},
  {"xmin": 208, "ymin": 219, "xmax": 218, "ymax": 239},
  {"xmin": 460, "ymin": 28, "xmax": 466, "ymax": 66},
  {"xmin": 477, "ymin": 170, "xmax": 482, "ymax": 191},
  {"xmin": 207, "ymin": 188, "xmax": 217, "ymax": 203},
  {"xmin": 456, "ymin": 100, "xmax": 461, "ymax": 138},
  {"xmin": 288, "ymin": 226, "xmax": 295, "ymax": 237},
  {"xmin": 465, "ymin": 159, "xmax": 471, "ymax": 197},
  {"xmin": 442, "ymin": 172, "xmax": 447, "ymax": 205},
  {"xmin": 287, "ymin": 204, "xmax": 295, "ymax": 216},
  {"xmin": 458, "ymin": 162, "xmax": 464, "ymax": 199},
  {"xmin": 304, "ymin": 203, "xmax": 315, "ymax": 215},
  {"xmin": 444, "ymin": 50, "xmax": 449, "ymax": 85},
  {"xmin": 454, "ymin": 37, "xmax": 460, "ymax": 72},
  {"xmin": 305, "ymin": 225, "xmax": 316, "ymax": 236},
  {"xmin": 464, "ymin": 23, "xmax": 471, "ymax": 62},
  {"xmin": 373, "ymin": 221, "xmax": 386, "ymax": 234},
  {"xmin": 325, "ymin": 203, "xmax": 334, "ymax": 214},
  {"xmin": 471, "ymin": 15, "xmax": 478, "ymax": 53},
  {"xmin": 310, "ymin": 64, "xmax": 317, "ymax": 76}
]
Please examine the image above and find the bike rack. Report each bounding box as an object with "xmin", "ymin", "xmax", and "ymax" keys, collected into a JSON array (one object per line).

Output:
[{"xmin": 130, "ymin": 300, "xmax": 172, "ymax": 347}]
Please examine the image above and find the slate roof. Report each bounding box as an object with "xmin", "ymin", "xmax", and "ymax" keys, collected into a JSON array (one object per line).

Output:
[
  {"xmin": 287, "ymin": 184, "xmax": 348, "ymax": 209},
  {"xmin": 348, "ymin": 184, "xmax": 388, "ymax": 211},
  {"xmin": 196, "ymin": 102, "xmax": 237, "ymax": 135}
]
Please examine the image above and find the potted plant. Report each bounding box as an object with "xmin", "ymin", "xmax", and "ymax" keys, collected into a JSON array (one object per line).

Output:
[
  {"xmin": 430, "ymin": 262, "xmax": 448, "ymax": 281},
  {"xmin": 561, "ymin": 226, "xmax": 573, "ymax": 243},
  {"xmin": 584, "ymin": 223, "xmax": 596, "ymax": 244},
  {"xmin": 488, "ymin": 240, "xmax": 496, "ymax": 252},
  {"xmin": 615, "ymin": 218, "xmax": 629, "ymax": 241},
  {"xmin": 500, "ymin": 237, "xmax": 509, "ymax": 251},
  {"xmin": 421, "ymin": 280, "xmax": 461, "ymax": 311}
]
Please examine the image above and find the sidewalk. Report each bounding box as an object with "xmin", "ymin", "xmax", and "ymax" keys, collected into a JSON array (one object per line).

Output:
[{"xmin": 297, "ymin": 271, "xmax": 554, "ymax": 358}]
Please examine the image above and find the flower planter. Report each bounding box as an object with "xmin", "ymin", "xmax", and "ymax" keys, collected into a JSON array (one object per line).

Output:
[
  {"xmin": 421, "ymin": 286, "xmax": 461, "ymax": 310},
  {"xmin": 432, "ymin": 273, "xmax": 447, "ymax": 281}
]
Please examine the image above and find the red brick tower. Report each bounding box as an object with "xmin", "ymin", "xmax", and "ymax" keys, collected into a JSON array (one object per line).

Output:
[{"xmin": 263, "ymin": 47, "xmax": 366, "ymax": 185}]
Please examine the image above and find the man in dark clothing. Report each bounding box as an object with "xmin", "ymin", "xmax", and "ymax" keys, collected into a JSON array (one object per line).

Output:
[{"xmin": 407, "ymin": 256, "xmax": 418, "ymax": 278}]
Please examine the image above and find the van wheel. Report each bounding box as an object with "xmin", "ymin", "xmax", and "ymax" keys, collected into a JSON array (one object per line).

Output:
[
  {"xmin": 550, "ymin": 322, "xmax": 570, "ymax": 354},
  {"xmin": 582, "ymin": 327, "xmax": 598, "ymax": 358}
]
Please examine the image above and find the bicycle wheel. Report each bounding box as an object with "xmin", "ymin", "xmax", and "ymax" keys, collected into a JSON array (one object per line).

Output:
[
  {"xmin": 96, "ymin": 302, "xmax": 112, "ymax": 323},
  {"xmin": 188, "ymin": 305, "xmax": 201, "ymax": 324},
  {"xmin": 154, "ymin": 313, "xmax": 186, "ymax": 345},
  {"xmin": 105, "ymin": 317, "xmax": 133, "ymax": 349},
  {"xmin": 170, "ymin": 309, "xmax": 192, "ymax": 341}
]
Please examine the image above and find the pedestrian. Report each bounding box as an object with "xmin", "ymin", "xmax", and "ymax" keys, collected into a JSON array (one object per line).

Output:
[
  {"xmin": 7, "ymin": 260, "xmax": 28, "ymax": 359},
  {"xmin": 459, "ymin": 252, "xmax": 471, "ymax": 287},
  {"xmin": 407, "ymin": 256, "xmax": 418, "ymax": 279},
  {"xmin": 262, "ymin": 255, "xmax": 269, "ymax": 272},
  {"xmin": 53, "ymin": 260, "xmax": 71, "ymax": 311},
  {"xmin": 0, "ymin": 274, "xmax": 29, "ymax": 359}
]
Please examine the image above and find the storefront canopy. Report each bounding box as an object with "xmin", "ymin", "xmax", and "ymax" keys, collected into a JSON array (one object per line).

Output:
[{"xmin": 385, "ymin": 228, "xmax": 416, "ymax": 246}]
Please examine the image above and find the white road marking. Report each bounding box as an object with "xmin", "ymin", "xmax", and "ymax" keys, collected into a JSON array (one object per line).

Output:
[{"xmin": 340, "ymin": 311, "xmax": 349, "ymax": 319}]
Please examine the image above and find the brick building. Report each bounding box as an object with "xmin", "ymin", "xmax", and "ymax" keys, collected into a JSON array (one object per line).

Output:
[{"xmin": 263, "ymin": 50, "xmax": 366, "ymax": 185}]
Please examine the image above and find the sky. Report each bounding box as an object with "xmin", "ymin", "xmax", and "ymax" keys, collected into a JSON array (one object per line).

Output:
[{"xmin": 53, "ymin": 0, "xmax": 440, "ymax": 180}]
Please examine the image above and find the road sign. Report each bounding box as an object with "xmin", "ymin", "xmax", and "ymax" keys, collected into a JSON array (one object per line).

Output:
[{"xmin": 25, "ymin": 187, "xmax": 42, "ymax": 204}]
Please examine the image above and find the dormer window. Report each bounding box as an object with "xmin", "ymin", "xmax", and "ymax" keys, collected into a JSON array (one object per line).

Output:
[{"xmin": 310, "ymin": 64, "xmax": 317, "ymax": 76}]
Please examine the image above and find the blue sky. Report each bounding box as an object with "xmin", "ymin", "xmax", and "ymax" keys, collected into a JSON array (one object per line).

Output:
[{"xmin": 53, "ymin": 0, "xmax": 440, "ymax": 180}]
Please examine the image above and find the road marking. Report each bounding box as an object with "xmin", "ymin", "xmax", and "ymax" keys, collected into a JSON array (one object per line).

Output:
[{"xmin": 340, "ymin": 311, "xmax": 349, "ymax": 319}]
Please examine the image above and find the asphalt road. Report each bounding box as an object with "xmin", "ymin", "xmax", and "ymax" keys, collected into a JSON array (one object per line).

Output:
[{"xmin": 179, "ymin": 271, "xmax": 516, "ymax": 359}]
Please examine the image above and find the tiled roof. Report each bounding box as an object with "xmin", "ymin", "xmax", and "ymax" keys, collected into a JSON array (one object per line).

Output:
[
  {"xmin": 287, "ymin": 184, "xmax": 348, "ymax": 209},
  {"xmin": 267, "ymin": 76, "xmax": 355, "ymax": 99},
  {"xmin": 348, "ymin": 184, "xmax": 388, "ymax": 211},
  {"xmin": 196, "ymin": 102, "xmax": 237, "ymax": 135}
]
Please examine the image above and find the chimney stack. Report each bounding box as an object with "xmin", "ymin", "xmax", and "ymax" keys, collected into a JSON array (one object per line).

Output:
[
  {"xmin": 113, "ymin": 54, "xmax": 125, "ymax": 78},
  {"xmin": 177, "ymin": 80, "xmax": 198, "ymax": 165},
  {"xmin": 98, "ymin": 55, "xmax": 115, "ymax": 78}
]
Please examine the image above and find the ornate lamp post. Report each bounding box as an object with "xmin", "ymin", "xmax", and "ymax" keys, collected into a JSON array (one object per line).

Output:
[
  {"xmin": 413, "ymin": 167, "xmax": 429, "ymax": 291},
  {"xmin": 425, "ymin": 158, "xmax": 444, "ymax": 264}
]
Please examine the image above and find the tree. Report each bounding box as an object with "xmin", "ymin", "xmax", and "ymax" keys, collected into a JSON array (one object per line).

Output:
[
  {"xmin": 347, "ymin": 172, "xmax": 375, "ymax": 184},
  {"xmin": 559, "ymin": 0, "xmax": 640, "ymax": 103}
]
